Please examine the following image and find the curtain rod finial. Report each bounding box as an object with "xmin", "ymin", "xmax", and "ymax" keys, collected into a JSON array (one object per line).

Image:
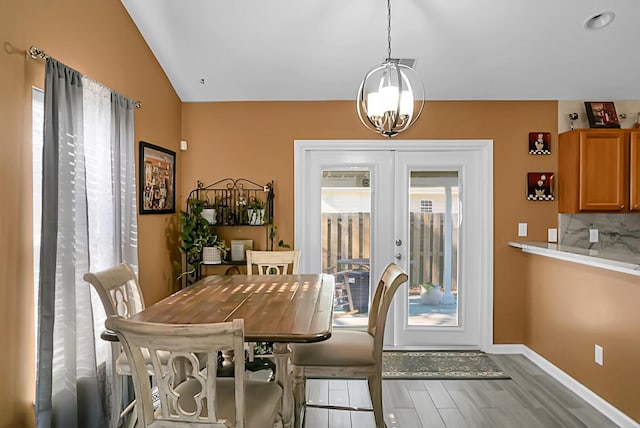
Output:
[{"xmin": 27, "ymin": 46, "xmax": 48, "ymax": 60}]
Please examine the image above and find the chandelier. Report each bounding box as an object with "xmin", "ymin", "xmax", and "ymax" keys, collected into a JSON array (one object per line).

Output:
[{"xmin": 357, "ymin": 0, "xmax": 424, "ymax": 138}]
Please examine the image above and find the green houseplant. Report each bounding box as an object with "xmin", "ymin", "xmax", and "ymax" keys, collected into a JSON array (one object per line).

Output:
[
  {"xmin": 176, "ymin": 198, "xmax": 226, "ymax": 284},
  {"xmin": 201, "ymin": 195, "xmax": 218, "ymax": 224},
  {"xmin": 268, "ymin": 224, "xmax": 290, "ymax": 250},
  {"xmin": 247, "ymin": 197, "xmax": 265, "ymax": 225},
  {"xmin": 419, "ymin": 282, "xmax": 443, "ymax": 305}
]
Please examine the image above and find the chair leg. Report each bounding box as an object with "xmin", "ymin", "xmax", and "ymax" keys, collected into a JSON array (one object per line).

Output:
[
  {"xmin": 292, "ymin": 367, "xmax": 306, "ymax": 428},
  {"xmin": 111, "ymin": 372, "xmax": 123, "ymax": 428},
  {"xmin": 110, "ymin": 342, "xmax": 123, "ymax": 428},
  {"xmin": 368, "ymin": 373, "xmax": 385, "ymax": 428}
]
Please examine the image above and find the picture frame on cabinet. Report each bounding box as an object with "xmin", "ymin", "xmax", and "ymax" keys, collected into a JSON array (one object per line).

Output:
[
  {"xmin": 584, "ymin": 101, "xmax": 621, "ymax": 128},
  {"xmin": 528, "ymin": 132, "xmax": 551, "ymax": 154},
  {"xmin": 139, "ymin": 141, "xmax": 176, "ymax": 214},
  {"xmin": 527, "ymin": 172, "xmax": 555, "ymax": 201}
]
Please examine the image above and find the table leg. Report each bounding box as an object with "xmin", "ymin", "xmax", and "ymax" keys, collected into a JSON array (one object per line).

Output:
[{"xmin": 273, "ymin": 342, "xmax": 293, "ymax": 428}]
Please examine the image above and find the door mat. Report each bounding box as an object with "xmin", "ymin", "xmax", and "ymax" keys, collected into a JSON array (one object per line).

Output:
[{"xmin": 382, "ymin": 350, "xmax": 510, "ymax": 380}]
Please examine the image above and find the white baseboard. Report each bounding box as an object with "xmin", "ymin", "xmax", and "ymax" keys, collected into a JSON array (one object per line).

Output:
[
  {"xmin": 485, "ymin": 343, "xmax": 526, "ymax": 354},
  {"xmin": 488, "ymin": 344, "xmax": 638, "ymax": 428}
]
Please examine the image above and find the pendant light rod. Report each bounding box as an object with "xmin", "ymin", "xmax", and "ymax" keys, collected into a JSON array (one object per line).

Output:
[{"xmin": 386, "ymin": 0, "xmax": 392, "ymax": 60}]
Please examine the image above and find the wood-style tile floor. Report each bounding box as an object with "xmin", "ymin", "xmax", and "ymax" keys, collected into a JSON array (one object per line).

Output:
[{"xmin": 301, "ymin": 354, "xmax": 619, "ymax": 427}]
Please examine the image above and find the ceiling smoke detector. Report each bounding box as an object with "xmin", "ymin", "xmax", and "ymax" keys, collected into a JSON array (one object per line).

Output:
[{"xmin": 584, "ymin": 11, "xmax": 615, "ymax": 31}]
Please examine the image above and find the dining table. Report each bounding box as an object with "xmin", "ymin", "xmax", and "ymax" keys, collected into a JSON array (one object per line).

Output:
[{"xmin": 129, "ymin": 273, "xmax": 335, "ymax": 428}]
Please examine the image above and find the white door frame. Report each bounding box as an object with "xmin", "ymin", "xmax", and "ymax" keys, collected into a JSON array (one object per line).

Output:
[{"xmin": 294, "ymin": 140, "xmax": 494, "ymax": 351}]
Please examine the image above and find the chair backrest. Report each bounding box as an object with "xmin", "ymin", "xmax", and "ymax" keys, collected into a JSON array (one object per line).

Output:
[
  {"xmin": 106, "ymin": 316, "xmax": 246, "ymax": 427},
  {"xmin": 246, "ymin": 250, "xmax": 301, "ymax": 275},
  {"xmin": 83, "ymin": 263, "xmax": 145, "ymax": 318},
  {"xmin": 367, "ymin": 263, "xmax": 408, "ymax": 361}
]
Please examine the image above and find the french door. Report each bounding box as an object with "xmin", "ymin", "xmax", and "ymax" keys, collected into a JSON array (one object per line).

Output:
[{"xmin": 294, "ymin": 140, "xmax": 493, "ymax": 349}]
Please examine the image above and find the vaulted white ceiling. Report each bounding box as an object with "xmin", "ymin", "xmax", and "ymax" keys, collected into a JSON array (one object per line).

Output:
[{"xmin": 120, "ymin": 0, "xmax": 640, "ymax": 102}]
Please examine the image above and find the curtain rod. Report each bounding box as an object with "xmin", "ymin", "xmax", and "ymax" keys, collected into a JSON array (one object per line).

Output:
[{"xmin": 27, "ymin": 45, "xmax": 143, "ymax": 109}]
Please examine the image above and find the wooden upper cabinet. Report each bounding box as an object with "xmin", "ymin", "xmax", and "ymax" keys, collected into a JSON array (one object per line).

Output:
[
  {"xmin": 578, "ymin": 131, "xmax": 628, "ymax": 210},
  {"xmin": 558, "ymin": 129, "xmax": 633, "ymax": 213},
  {"xmin": 631, "ymin": 132, "xmax": 640, "ymax": 211}
]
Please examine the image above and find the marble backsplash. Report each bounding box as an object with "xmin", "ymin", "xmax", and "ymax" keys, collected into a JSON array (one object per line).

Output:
[{"xmin": 559, "ymin": 214, "xmax": 640, "ymax": 255}]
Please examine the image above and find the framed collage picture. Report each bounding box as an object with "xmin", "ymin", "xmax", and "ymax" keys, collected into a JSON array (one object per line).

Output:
[{"xmin": 139, "ymin": 141, "xmax": 176, "ymax": 214}]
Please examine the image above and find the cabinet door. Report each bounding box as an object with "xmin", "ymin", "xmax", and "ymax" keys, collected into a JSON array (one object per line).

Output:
[
  {"xmin": 630, "ymin": 133, "xmax": 640, "ymax": 211},
  {"xmin": 578, "ymin": 131, "xmax": 628, "ymax": 211}
]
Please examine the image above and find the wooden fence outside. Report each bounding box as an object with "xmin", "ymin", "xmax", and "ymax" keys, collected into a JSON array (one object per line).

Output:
[{"xmin": 322, "ymin": 212, "xmax": 457, "ymax": 290}]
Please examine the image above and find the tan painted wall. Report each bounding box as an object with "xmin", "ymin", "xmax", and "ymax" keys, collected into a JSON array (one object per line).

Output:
[
  {"xmin": 1, "ymin": 1, "xmax": 181, "ymax": 426},
  {"xmin": 522, "ymin": 253, "xmax": 640, "ymax": 423},
  {"xmin": 181, "ymin": 100, "xmax": 559, "ymax": 340}
]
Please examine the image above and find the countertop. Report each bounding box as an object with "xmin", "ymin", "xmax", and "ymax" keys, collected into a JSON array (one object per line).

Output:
[{"xmin": 508, "ymin": 241, "xmax": 640, "ymax": 277}]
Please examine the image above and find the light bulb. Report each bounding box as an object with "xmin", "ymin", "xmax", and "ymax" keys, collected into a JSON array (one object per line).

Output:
[
  {"xmin": 367, "ymin": 91, "xmax": 383, "ymax": 117},
  {"xmin": 380, "ymin": 85, "xmax": 399, "ymax": 113},
  {"xmin": 399, "ymin": 90, "xmax": 413, "ymax": 116}
]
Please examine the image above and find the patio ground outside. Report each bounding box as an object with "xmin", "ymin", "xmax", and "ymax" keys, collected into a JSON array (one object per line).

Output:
[{"xmin": 333, "ymin": 291, "xmax": 457, "ymax": 328}]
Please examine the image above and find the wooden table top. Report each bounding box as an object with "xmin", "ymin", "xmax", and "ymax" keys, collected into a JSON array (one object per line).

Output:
[{"xmin": 130, "ymin": 274, "xmax": 335, "ymax": 343}]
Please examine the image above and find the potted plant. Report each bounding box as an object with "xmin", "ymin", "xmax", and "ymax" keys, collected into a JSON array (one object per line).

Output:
[
  {"xmin": 202, "ymin": 233, "xmax": 227, "ymax": 265},
  {"xmin": 247, "ymin": 197, "xmax": 265, "ymax": 225},
  {"xmin": 176, "ymin": 199, "xmax": 227, "ymax": 283},
  {"xmin": 201, "ymin": 196, "xmax": 217, "ymax": 225},
  {"xmin": 419, "ymin": 282, "xmax": 443, "ymax": 305}
]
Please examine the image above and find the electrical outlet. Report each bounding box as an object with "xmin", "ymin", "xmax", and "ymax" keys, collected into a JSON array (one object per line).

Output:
[
  {"xmin": 595, "ymin": 344, "xmax": 603, "ymax": 366},
  {"xmin": 548, "ymin": 228, "xmax": 558, "ymax": 243},
  {"xmin": 589, "ymin": 228, "xmax": 599, "ymax": 243},
  {"xmin": 518, "ymin": 223, "xmax": 527, "ymax": 237}
]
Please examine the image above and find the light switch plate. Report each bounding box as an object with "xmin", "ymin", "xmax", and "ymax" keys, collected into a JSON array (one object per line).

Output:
[
  {"xmin": 589, "ymin": 229, "xmax": 599, "ymax": 243},
  {"xmin": 518, "ymin": 223, "xmax": 527, "ymax": 237},
  {"xmin": 595, "ymin": 344, "xmax": 603, "ymax": 366},
  {"xmin": 548, "ymin": 228, "xmax": 558, "ymax": 243}
]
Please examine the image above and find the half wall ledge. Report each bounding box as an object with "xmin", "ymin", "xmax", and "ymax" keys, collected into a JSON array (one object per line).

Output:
[{"xmin": 508, "ymin": 241, "xmax": 640, "ymax": 277}]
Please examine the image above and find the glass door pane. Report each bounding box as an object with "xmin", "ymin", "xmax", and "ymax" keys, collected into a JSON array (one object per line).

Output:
[
  {"xmin": 408, "ymin": 171, "xmax": 459, "ymax": 327},
  {"xmin": 321, "ymin": 170, "xmax": 371, "ymax": 328}
]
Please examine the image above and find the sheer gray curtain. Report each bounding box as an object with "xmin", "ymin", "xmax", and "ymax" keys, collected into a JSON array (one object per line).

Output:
[{"xmin": 35, "ymin": 59, "xmax": 138, "ymax": 428}]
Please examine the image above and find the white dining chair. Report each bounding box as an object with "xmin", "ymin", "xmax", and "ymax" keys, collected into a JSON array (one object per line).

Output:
[
  {"xmin": 83, "ymin": 263, "xmax": 148, "ymax": 428},
  {"xmin": 105, "ymin": 316, "xmax": 283, "ymax": 428},
  {"xmin": 245, "ymin": 249, "xmax": 301, "ymax": 366},
  {"xmin": 290, "ymin": 263, "xmax": 408, "ymax": 428},
  {"xmin": 245, "ymin": 250, "xmax": 300, "ymax": 275}
]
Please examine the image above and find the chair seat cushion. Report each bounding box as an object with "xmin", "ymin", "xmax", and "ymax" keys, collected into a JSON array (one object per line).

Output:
[
  {"xmin": 290, "ymin": 330, "xmax": 375, "ymax": 366},
  {"xmin": 168, "ymin": 378, "xmax": 282, "ymax": 427}
]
